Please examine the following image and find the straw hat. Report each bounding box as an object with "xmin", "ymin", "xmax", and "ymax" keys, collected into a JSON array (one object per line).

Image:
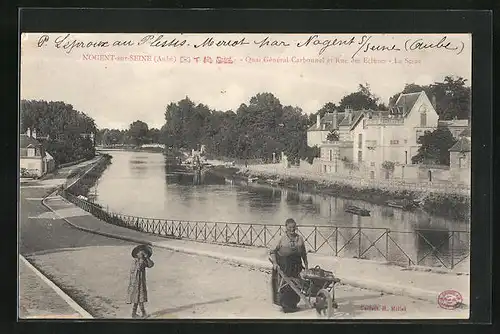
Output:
[{"xmin": 131, "ymin": 244, "xmax": 153, "ymax": 258}]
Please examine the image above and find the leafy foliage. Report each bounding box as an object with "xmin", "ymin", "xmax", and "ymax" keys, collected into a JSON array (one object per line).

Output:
[
  {"xmin": 389, "ymin": 76, "xmax": 471, "ymax": 120},
  {"xmin": 20, "ymin": 100, "xmax": 96, "ymax": 164},
  {"xmin": 411, "ymin": 127, "xmax": 456, "ymax": 165},
  {"xmin": 326, "ymin": 130, "xmax": 339, "ymax": 142},
  {"xmin": 381, "ymin": 161, "xmax": 395, "ymax": 171}
]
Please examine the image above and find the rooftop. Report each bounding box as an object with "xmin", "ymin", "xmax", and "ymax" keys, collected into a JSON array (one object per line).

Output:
[
  {"xmin": 393, "ymin": 92, "xmax": 422, "ymax": 116},
  {"xmin": 438, "ymin": 119, "xmax": 469, "ymax": 127},
  {"xmin": 308, "ymin": 112, "xmax": 346, "ymax": 131},
  {"xmin": 449, "ymin": 137, "xmax": 471, "ymax": 152},
  {"xmin": 20, "ymin": 134, "xmax": 42, "ymax": 149}
]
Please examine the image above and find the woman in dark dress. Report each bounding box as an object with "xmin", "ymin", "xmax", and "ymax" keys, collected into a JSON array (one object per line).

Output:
[{"xmin": 269, "ymin": 218, "xmax": 308, "ymax": 313}]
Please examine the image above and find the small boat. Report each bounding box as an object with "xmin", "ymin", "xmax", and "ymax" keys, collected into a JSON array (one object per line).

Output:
[
  {"xmin": 345, "ymin": 205, "xmax": 371, "ymax": 216},
  {"xmin": 386, "ymin": 199, "xmax": 418, "ymax": 210},
  {"xmin": 267, "ymin": 178, "xmax": 284, "ymax": 186},
  {"xmin": 247, "ymin": 176, "xmax": 259, "ymax": 183}
]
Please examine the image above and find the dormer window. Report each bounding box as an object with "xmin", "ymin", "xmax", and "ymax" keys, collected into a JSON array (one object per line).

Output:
[
  {"xmin": 27, "ymin": 147, "xmax": 35, "ymax": 157},
  {"xmin": 419, "ymin": 105, "xmax": 427, "ymax": 127}
]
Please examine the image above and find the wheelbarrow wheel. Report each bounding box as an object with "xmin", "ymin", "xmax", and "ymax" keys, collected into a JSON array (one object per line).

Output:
[{"xmin": 315, "ymin": 289, "xmax": 333, "ymax": 318}]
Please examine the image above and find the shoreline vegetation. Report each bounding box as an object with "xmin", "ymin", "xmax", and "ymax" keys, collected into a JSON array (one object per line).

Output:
[
  {"xmin": 67, "ymin": 154, "xmax": 112, "ymax": 198},
  {"xmin": 208, "ymin": 165, "xmax": 470, "ymax": 222}
]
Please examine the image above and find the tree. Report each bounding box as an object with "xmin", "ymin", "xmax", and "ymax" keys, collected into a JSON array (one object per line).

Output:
[
  {"xmin": 411, "ymin": 128, "xmax": 456, "ymax": 165},
  {"xmin": 148, "ymin": 128, "xmax": 161, "ymax": 143},
  {"xmin": 389, "ymin": 76, "xmax": 471, "ymax": 120},
  {"xmin": 326, "ymin": 130, "xmax": 339, "ymax": 142},
  {"xmin": 338, "ymin": 83, "xmax": 379, "ymax": 111},
  {"xmin": 128, "ymin": 120, "xmax": 149, "ymax": 146},
  {"xmin": 20, "ymin": 99, "xmax": 97, "ymax": 164},
  {"xmin": 308, "ymin": 102, "xmax": 337, "ymax": 126}
]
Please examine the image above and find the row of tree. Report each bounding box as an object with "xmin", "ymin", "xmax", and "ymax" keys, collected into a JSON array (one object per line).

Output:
[
  {"xmin": 162, "ymin": 93, "xmax": 318, "ymax": 163},
  {"xmin": 95, "ymin": 121, "xmax": 162, "ymax": 147},
  {"xmin": 21, "ymin": 100, "xmax": 97, "ymax": 164},
  {"xmin": 94, "ymin": 75, "xmax": 470, "ymax": 166}
]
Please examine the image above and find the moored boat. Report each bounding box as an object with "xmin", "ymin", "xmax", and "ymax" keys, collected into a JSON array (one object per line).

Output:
[
  {"xmin": 386, "ymin": 199, "xmax": 418, "ymax": 210},
  {"xmin": 345, "ymin": 205, "xmax": 371, "ymax": 216}
]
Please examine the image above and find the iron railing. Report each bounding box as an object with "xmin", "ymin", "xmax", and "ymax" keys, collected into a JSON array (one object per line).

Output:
[{"xmin": 61, "ymin": 190, "xmax": 470, "ymax": 270}]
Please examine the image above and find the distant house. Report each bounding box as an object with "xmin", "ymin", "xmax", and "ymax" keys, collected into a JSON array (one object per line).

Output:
[
  {"xmin": 20, "ymin": 128, "xmax": 55, "ymax": 178},
  {"xmin": 449, "ymin": 131, "xmax": 471, "ymax": 185},
  {"xmin": 307, "ymin": 111, "xmax": 346, "ymax": 147},
  {"xmin": 438, "ymin": 119, "xmax": 469, "ymax": 139}
]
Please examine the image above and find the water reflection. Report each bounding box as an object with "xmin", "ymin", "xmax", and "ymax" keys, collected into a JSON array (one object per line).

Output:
[{"xmin": 94, "ymin": 150, "xmax": 470, "ymax": 268}]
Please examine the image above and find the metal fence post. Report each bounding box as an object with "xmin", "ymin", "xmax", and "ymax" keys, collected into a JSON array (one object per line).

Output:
[
  {"xmin": 335, "ymin": 227, "xmax": 338, "ymax": 256},
  {"xmin": 225, "ymin": 224, "xmax": 228, "ymax": 243},
  {"xmin": 237, "ymin": 225, "xmax": 240, "ymax": 245},
  {"xmin": 264, "ymin": 226, "xmax": 267, "ymax": 247},
  {"xmin": 250, "ymin": 225, "xmax": 253, "ymax": 245},
  {"xmin": 385, "ymin": 229, "xmax": 389, "ymax": 260},
  {"xmin": 314, "ymin": 226, "xmax": 317, "ymax": 252},
  {"xmin": 358, "ymin": 227, "xmax": 362, "ymax": 258},
  {"xmin": 451, "ymin": 231, "xmax": 455, "ymax": 269}
]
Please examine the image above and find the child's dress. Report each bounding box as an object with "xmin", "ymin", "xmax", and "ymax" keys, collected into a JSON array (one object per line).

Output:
[{"xmin": 127, "ymin": 257, "xmax": 154, "ymax": 304}]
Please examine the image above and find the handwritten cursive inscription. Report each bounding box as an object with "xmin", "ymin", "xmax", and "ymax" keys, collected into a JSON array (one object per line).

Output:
[
  {"xmin": 254, "ymin": 36, "xmax": 290, "ymax": 48},
  {"xmin": 34, "ymin": 33, "xmax": 466, "ymax": 58},
  {"xmin": 193, "ymin": 37, "xmax": 250, "ymax": 48},
  {"xmin": 296, "ymin": 35, "xmax": 356, "ymax": 55},
  {"xmin": 138, "ymin": 35, "xmax": 186, "ymax": 48},
  {"xmin": 352, "ymin": 35, "xmax": 401, "ymax": 59},
  {"xmin": 404, "ymin": 36, "xmax": 464, "ymax": 55}
]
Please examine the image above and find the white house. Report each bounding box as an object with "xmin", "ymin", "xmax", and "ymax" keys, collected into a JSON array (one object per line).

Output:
[
  {"xmin": 20, "ymin": 128, "xmax": 55, "ymax": 178},
  {"xmin": 307, "ymin": 111, "xmax": 346, "ymax": 147}
]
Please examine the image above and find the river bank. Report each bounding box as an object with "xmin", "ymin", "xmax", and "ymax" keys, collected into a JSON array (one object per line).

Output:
[
  {"xmin": 208, "ymin": 165, "xmax": 470, "ymax": 221},
  {"xmin": 66, "ymin": 154, "xmax": 112, "ymax": 197}
]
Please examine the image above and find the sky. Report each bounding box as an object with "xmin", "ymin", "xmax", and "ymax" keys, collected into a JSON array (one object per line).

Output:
[{"xmin": 21, "ymin": 33, "xmax": 471, "ymax": 130}]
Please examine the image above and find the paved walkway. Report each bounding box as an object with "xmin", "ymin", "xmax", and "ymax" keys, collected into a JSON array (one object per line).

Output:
[
  {"xmin": 19, "ymin": 256, "xmax": 85, "ymax": 319},
  {"xmin": 44, "ymin": 195, "xmax": 469, "ymax": 306},
  {"xmin": 25, "ymin": 245, "xmax": 468, "ymax": 319},
  {"xmin": 19, "ymin": 157, "xmax": 103, "ymax": 319}
]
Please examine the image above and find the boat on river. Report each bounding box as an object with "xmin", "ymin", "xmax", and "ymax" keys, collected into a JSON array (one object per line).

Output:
[
  {"xmin": 345, "ymin": 205, "xmax": 371, "ymax": 216},
  {"xmin": 266, "ymin": 177, "xmax": 284, "ymax": 186},
  {"xmin": 386, "ymin": 199, "xmax": 419, "ymax": 210}
]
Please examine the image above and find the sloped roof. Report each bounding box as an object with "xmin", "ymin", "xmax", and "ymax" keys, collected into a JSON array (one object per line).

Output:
[
  {"xmin": 339, "ymin": 110, "xmax": 364, "ymax": 128},
  {"xmin": 20, "ymin": 134, "xmax": 42, "ymax": 149},
  {"xmin": 459, "ymin": 128, "xmax": 471, "ymax": 137},
  {"xmin": 449, "ymin": 137, "xmax": 471, "ymax": 152},
  {"xmin": 394, "ymin": 92, "xmax": 421, "ymax": 115},
  {"xmin": 308, "ymin": 112, "xmax": 346, "ymax": 131},
  {"xmin": 438, "ymin": 120, "xmax": 469, "ymax": 127}
]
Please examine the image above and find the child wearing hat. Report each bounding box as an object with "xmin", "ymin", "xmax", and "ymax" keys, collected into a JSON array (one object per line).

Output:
[{"xmin": 127, "ymin": 244, "xmax": 155, "ymax": 318}]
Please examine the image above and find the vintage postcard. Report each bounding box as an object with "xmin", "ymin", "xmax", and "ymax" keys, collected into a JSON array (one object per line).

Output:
[{"xmin": 19, "ymin": 32, "xmax": 471, "ymax": 320}]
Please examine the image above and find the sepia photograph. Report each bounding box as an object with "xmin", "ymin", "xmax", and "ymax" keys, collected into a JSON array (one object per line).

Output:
[{"xmin": 19, "ymin": 32, "xmax": 472, "ymax": 320}]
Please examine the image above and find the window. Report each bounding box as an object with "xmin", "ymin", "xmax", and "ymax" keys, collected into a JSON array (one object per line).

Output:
[
  {"xmin": 390, "ymin": 140, "xmax": 399, "ymax": 145},
  {"xmin": 27, "ymin": 147, "xmax": 35, "ymax": 157},
  {"xmin": 420, "ymin": 111, "xmax": 427, "ymax": 127},
  {"xmin": 357, "ymin": 150, "xmax": 362, "ymax": 163},
  {"xmin": 405, "ymin": 151, "xmax": 408, "ymax": 164},
  {"xmin": 459, "ymin": 157, "xmax": 465, "ymax": 168},
  {"xmin": 358, "ymin": 134, "xmax": 362, "ymax": 149},
  {"xmin": 329, "ymin": 150, "xmax": 333, "ymax": 162},
  {"xmin": 370, "ymin": 162, "xmax": 375, "ymax": 167}
]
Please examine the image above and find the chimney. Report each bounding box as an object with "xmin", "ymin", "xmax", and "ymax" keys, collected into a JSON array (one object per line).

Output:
[
  {"xmin": 26, "ymin": 128, "xmax": 31, "ymax": 137},
  {"xmin": 316, "ymin": 113, "xmax": 321, "ymax": 129},
  {"xmin": 332, "ymin": 109, "xmax": 338, "ymax": 128},
  {"xmin": 32, "ymin": 128, "xmax": 37, "ymax": 139},
  {"xmin": 432, "ymin": 95, "xmax": 437, "ymax": 110}
]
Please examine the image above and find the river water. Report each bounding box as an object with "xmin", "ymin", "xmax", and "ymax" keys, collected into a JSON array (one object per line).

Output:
[{"xmin": 92, "ymin": 150, "xmax": 470, "ymax": 270}]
